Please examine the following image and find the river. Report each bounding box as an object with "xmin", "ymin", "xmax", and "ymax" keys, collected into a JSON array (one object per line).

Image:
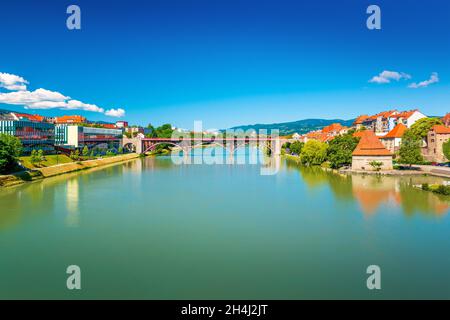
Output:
[{"xmin": 1, "ymin": 149, "xmax": 449, "ymax": 299}]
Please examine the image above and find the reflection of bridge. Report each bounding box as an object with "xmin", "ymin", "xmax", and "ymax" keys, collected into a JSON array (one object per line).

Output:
[{"xmin": 122, "ymin": 136, "xmax": 284, "ymax": 155}]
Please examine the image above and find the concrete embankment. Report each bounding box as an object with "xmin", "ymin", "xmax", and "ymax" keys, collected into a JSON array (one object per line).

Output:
[{"xmin": 0, "ymin": 153, "xmax": 140, "ymax": 188}]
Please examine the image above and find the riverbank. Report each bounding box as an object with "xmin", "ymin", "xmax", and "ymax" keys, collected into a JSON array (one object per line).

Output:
[
  {"xmin": 282, "ymin": 154, "xmax": 450, "ymax": 178},
  {"xmin": 0, "ymin": 153, "xmax": 140, "ymax": 188}
]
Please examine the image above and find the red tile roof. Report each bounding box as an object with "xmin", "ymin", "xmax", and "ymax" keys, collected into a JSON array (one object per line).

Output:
[
  {"xmin": 352, "ymin": 130, "xmax": 392, "ymax": 156},
  {"xmin": 442, "ymin": 113, "xmax": 450, "ymax": 124},
  {"xmin": 55, "ymin": 115, "xmax": 86, "ymax": 124},
  {"xmin": 432, "ymin": 125, "xmax": 450, "ymax": 134},
  {"xmin": 353, "ymin": 115, "xmax": 369, "ymax": 125},
  {"xmin": 381, "ymin": 123, "xmax": 407, "ymax": 139},
  {"xmin": 391, "ymin": 109, "xmax": 418, "ymax": 119},
  {"xmin": 14, "ymin": 112, "xmax": 44, "ymax": 122},
  {"xmin": 322, "ymin": 123, "xmax": 345, "ymax": 133},
  {"xmin": 368, "ymin": 110, "xmax": 398, "ymax": 120}
]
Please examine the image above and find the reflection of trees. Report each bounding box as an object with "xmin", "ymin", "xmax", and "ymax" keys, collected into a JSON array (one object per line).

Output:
[
  {"xmin": 399, "ymin": 183, "xmax": 449, "ymax": 217},
  {"xmin": 351, "ymin": 175, "xmax": 449, "ymax": 217},
  {"xmin": 0, "ymin": 181, "xmax": 55, "ymax": 231},
  {"xmin": 285, "ymin": 158, "xmax": 353, "ymax": 200},
  {"xmin": 284, "ymin": 157, "xmax": 449, "ymax": 217}
]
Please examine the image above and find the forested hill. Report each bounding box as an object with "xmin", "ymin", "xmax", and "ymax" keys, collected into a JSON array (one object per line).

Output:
[{"xmin": 227, "ymin": 118, "xmax": 355, "ymax": 136}]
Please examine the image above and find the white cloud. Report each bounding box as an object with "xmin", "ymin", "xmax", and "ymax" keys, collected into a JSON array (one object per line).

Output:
[
  {"xmin": 369, "ymin": 70, "xmax": 411, "ymax": 84},
  {"xmin": 0, "ymin": 71, "xmax": 125, "ymax": 117},
  {"xmin": 0, "ymin": 88, "xmax": 68, "ymax": 105},
  {"xmin": 105, "ymin": 108, "xmax": 125, "ymax": 117},
  {"xmin": 0, "ymin": 72, "xmax": 28, "ymax": 91},
  {"xmin": 65, "ymin": 100, "xmax": 105, "ymax": 113},
  {"xmin": 408, "ymin": 72, "xmax": 439, "ymax": 88}
]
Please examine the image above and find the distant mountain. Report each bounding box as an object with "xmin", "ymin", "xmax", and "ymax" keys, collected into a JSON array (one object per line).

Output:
[{"xmin": 227, "ymin": 118, "xmax": 355, "ymax": 136}]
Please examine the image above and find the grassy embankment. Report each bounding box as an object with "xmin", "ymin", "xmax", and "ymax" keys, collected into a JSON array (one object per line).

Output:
[
  {"xmin": 19, "ymin": 154, "xmax": 73, "ymax": 169},
  {"xmin": 0, "ymin": 153, "xmax": 140, "ymax": 187}
]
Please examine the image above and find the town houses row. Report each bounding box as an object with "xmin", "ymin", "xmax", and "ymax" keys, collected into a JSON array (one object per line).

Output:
[
  {"xmin": 0, "ymin": 109, "xmax": 148, "ymax": 154},
  {"xmin": 290, "ymin": 109, "xmax": 450, "ymax": 170}
]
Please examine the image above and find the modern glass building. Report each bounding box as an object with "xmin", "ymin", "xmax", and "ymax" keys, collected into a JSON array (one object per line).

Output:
[
  {"xmin": 0, "ymin": 120, "xmax": 55, "ymax": 153},
  {"xmin": 55, "ymin": 125, "xmax": 123, "ymax": 150}
]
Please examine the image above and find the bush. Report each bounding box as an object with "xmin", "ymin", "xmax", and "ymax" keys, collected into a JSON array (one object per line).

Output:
[
  {"xmin": 421, "ymin": 183, "xmax": 429, "ymax": 191},
  {"xmin": 435, "ymin": 185, "xmax": 450, "ymax": 196},
  {"xmin": 0, "ymin": 133, "xmax": 22, "ymax": 173},
  {"xmin": 300, "ymin": 140, "xmax": 328, "ymax": 166}
]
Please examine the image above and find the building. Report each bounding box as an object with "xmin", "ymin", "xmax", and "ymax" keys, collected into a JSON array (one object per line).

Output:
[
  {"xmin": 0, "ymin": 117, "xmax": 55, "ymax": 153},
  {"xmin": 389, "ymin": 109, "xmax": 426, "ymax": 129},
  {"xmin": 291, "ymin": 133, "xmax": 301, "ymax": 140},
  {"xmin": 115, "ymin": 121, "xmax": 129, "ymax": 128},
  {"xmin": 125, "ymin": 126, "xmax": 152, "ymax": 137},
  {"xmin": 55, "ymin": 125, "xmax": 123, "ymax": 150},
  {"xmin": 442, "ymin": 113, "xmax": 450, "ymax": 126},
  {"xmin": 380, "ymin": 123, "xmax": 407, "ymax": 154},
  {"xmin": 353, "ymin": 115, "xmax": 369, "ymax": 130},
  {"xmin": 55, "ymin": 115, "xmax": 87, "ymax": 124},
  {"xmin": 422, "ymin": 125, "xmax": 450, "ymax": 163},
  {"xmin": 352, "ymin": 131, "xmax": 393, "ymax": 171},
  {"xmin": 321, "ymin": 123, "xmax": 348, "ymax": 136}
]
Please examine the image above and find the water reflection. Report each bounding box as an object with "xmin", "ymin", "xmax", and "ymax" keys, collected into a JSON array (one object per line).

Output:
[
  {"xmin": 65, "ymin": 178, "xmax": 80, "ymax": 227},
  {"xmin": 285, "ymin": 158, "xmax": 450, "ymax": 217}
]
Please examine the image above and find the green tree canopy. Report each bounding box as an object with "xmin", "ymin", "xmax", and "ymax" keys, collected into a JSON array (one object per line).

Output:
[
  {"xmin": 300, "ymin": 140, "xmax": 328, "ymax": 165},
  {"xmin": 398, "ymin": 130, "xmax": 423, "ymax": 165},
  {"xmin": 409, "ymin": 117, "xmax": 443, "ymax": 138},
  {"xmin": 0, "ymin": 133, "xmax": 22, "ymax": 174},
  {"xmin": 289, "ymin": 141, "xmax": 304, "ymax": 155},
  {"xmin": 82, "ymin": 145, "xmax": 89, "ymax": 157},
  {"xmin": 327, "ymin": 134, "xmax": 360, "ymax": 169}
]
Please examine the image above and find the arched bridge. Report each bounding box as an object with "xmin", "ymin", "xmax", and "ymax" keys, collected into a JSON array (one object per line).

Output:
[{"xmin": 122, "ymin": 136, "xmax": 284, "ymax": 155}]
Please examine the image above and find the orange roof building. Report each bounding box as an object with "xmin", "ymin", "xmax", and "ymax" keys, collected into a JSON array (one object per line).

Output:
[
  {"xmin": 443, "ymin": 113, "xmax": 450, "ymax": 126},
  {"xmin": 382, "ymin": 123, "xmax": 407, "ymax": 138},
  {"xmin": 55, "ymin": 115, "xmax": 87, "ymax": 124},
  {"xmin": 379, "ymin": 123, "xmax": 407, "ymax": 153},
  {"xmin": 353, "ymin": 115, "xmax": 369, "ymax": 126},
  {"xmin": 352, "ymin": 131, "xmax": 393, "ymax": 171},
  {"xmin": 431, "ymin": 124, "xmax": 450, "ymax": 134},
  {"xmin": 423, "ymin": 124, "xmax": 450, "ymax": 163}
]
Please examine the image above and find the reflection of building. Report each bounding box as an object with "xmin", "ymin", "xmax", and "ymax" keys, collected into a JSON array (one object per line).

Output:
[
  {"xmin": 423, "ymin": 125, "xmax": 450, "ymax": 162},
  {"xmin": 351, "ymin": 174, "xmax": 449, "ymax": 216},
  {"xmin": 352, "ymin": 131, "xmax": 393, "ymax": 170},
  {"xmin": 55, "ymin": 125, "xmax": 122, "ymax": 149},
  {"xmin": 0, "ymin": 118, "xmax": 55, "ymax": 153}
]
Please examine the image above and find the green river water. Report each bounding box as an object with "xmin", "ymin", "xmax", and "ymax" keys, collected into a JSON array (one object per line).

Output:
[{"xmin": 1, "ymin": 150, "xmax": 449, "ymax": 299}]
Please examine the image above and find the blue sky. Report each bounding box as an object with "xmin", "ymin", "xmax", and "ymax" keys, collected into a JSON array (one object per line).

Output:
[{"xmin": 0, "ymin": 0, "xmax": 448, "ymax": 129}]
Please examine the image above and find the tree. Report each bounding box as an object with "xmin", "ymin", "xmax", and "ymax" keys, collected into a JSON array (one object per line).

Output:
[
  {"xmin": 289, "ymin": 141, "xmax": 304, "ymax": 155},
  {"xmin": 300, "ymin": 140, "xmax": 328, "ymax": 165},
  {"xmin": 409, "ymin": 117, "xmax": 443, "ymax": 138},
  {"xmin": 369, "ymin": 160, "xmax": 383, "ymax": 171},
  {"xmin": 74, "ymin": 149, "xmax": 80, "ymax": 160},
  {"xmin": 89, "ymin": 150, "xmax": 94, "ymax": 159},
  {"xmin": 398, "ymin": 130, "xmax": 423, "ymax": 166},
  {"xmin": 441, "ymin": 139, "xmax": 450, "ymax": 162},
  {"xmin": 37, "ymin": 149, "xmax": 44, "ymax": 166},
  {"xmin": 326, "ymin": 134, "xmax": 359, "ymax": 169},
  {"xmin": 30, "ymin": 150, "xmax": 39, "ymax": 166},
  {"xmin": 0, "ymin": 134, "xmax": 23, "ymax": 173},
  {"xmin": 82, "ymin": 145, "xmax": 89, "ymax": 158}
]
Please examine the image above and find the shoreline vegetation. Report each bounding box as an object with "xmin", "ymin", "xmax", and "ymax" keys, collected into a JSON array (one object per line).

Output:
[{"xmin": 0, "ymin": 153, "xmax": 140, "ymax": 188}]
